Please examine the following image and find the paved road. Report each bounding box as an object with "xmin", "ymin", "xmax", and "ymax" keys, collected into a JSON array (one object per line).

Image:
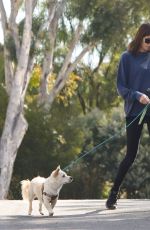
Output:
[{"xmin": 0, "ymin": 199, "xmax": 150, "ymax": 230}]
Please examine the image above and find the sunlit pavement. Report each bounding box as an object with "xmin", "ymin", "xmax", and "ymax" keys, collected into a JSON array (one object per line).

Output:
[{"xmin": 0, "ymin": 199, "xmax": 150, "ymax": 230}]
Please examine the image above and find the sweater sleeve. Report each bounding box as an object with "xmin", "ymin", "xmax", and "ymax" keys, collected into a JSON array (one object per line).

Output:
[{"xmin": 117, "ymin": 53, "xmax": 143, "ymax": 102}]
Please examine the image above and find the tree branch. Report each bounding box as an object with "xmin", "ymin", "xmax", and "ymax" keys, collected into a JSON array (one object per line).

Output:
[
  {"xmin": 32, "ymin": 0, "xmax": 38, "ymax": 13},
  {"xmin": 0, "ymin": 0, "xmax": 15, "ymax": 94},
  {"xmin": 14, "ymin": 0, "xmax": 33, "ymax": 88},
  {"xmin": 60, "ymin": 21, "xmax": 84, "ymax": 77},
  {"xmin": 9, "ymin": 0, "xmax": 21, "ymax": 60},
  {"xmin": 0, "ymin": 0, "xmax": 8, "ymax": 34},
  {"xmin": 46, "ymin": 43, "xmax": 94, "ymax": 109},
  {"xmin": 39, "ymin": 0, "xmax": 65, "ymax": 103},
  {"xmin": 66, "ymin": 44, "xmax": 93, "ymax": 76}
]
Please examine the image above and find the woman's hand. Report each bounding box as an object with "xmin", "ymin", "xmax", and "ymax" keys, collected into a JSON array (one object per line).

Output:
[{"xmin": 139, "ymin": 94, "xmax": 150, "ymax": 104}]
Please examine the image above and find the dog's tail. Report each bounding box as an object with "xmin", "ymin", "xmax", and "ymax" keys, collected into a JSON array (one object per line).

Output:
[{"xmin": 20, "ymin": 180, "xmax": 31, "ymax": 200}]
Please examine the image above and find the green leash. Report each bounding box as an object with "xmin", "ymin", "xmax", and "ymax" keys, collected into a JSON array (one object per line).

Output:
[
  {"xmin": 63, "ymin": 103, "xmax": 150, "ymax": 172},
  {"xmin": 138, "ymin": 103, "xmax": 150, "ymax": 125}
]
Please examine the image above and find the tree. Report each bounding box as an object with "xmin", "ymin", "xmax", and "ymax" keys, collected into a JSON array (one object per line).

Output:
[
  {"xmin": 0, "ymin": 0, "xmax": 150, "ymax": 199},
  {"xmin": 0, "ymin": 0, "xmax": 95, "ymax": 199},
  {"xmin": 0, "ymin": 0, "xmax": 33, "ymax": 199}
]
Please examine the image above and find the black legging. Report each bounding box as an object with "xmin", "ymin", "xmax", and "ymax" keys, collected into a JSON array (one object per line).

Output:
[{"xmin": 112, "ymin": 116, "xmax": 150, "ymax": 192}]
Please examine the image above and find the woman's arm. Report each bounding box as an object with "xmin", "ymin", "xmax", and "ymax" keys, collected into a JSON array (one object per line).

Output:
[{"xmin": 117, "ymin": 53, "xmax": 144, "ymax": 102}]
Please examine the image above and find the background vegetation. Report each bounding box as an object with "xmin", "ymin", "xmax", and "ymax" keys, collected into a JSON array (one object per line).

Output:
[{"xmin": 0, "ymin": 0, "xmax": 150, "ymax": 199}]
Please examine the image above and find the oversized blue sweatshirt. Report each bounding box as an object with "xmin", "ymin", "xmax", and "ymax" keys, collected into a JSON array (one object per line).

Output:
[{"xmin": 117, "ymin": 51, "xmax": 150, "ymax": 117}]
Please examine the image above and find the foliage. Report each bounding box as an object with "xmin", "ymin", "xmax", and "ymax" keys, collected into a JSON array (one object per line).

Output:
[
  {"xmin": 1, "ymin": 0, "xmax": 150, "ymax": 199},
  {"xmin": 61, "ymin": 107, "xmax": 126, "ymax": 199},
  {"xmin": 27, "ymin": 65, "xmax": 82, "ymax": 106}
]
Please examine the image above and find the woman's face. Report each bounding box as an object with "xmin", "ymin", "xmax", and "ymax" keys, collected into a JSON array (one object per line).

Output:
[{"xmin": 140, "ymin": 35, "xmax": 150, "ymax": 52}]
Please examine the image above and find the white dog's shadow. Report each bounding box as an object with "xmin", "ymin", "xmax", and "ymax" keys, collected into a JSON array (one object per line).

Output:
[
  {"xmin": 19, "ymin": 208, "xmax": 106, "ymax": 218},
  {"xmin": 53, "ymin": 209, "xmax": 106, "ymax": 218},
  {"xmin": 2, "ymin": 209, "xmax": 106, "ymax": 220}
]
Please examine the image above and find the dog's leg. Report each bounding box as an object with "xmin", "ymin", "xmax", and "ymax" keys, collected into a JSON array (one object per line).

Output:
[
  {"xmin": 39, "ymin": 200, "xmax": 44, "ymax": 215},
  {"xmin": 28, "ymin": 186, "xmax": 34, "ymax": 215},
  {"xmin": 28, "ymin": 200, "xmax": 33, "ymax": 215},
  {"xmin": 43, "ymin": 197, "xmax": 54, "ymax": 216},
  {"xmin": 36, "ymin": 192, "xmax": 44, "ymax": 215},
  {"xmin": 51, "ymin": 198, "xmax": 58, "ymax": 209}
]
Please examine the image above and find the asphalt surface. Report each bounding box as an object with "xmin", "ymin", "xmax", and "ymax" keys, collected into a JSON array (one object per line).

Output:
[{"xmin": 0, "ymin": 199, "xmax": 150, "ymax": 230}]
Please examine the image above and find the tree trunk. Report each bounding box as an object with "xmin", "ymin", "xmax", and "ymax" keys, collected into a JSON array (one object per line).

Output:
[
  {"xmin": 0, "ymin": 79, "xmax": 29, "ymax": 199},
  {"xmin": 0, "ymin": 0, "xmax": 32, "ymax": 199},
  {"xmin": 0, "ymin": 98, "xmax": 28, "ymax": 199}
]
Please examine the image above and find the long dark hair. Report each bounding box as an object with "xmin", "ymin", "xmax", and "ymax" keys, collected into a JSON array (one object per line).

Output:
[{"xmin": 128, "ymin": 23, "xmax": 150, "ymax": 55}]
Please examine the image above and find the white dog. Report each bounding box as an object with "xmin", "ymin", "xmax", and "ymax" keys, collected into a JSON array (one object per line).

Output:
[{"xmin": 21, "ymin": 166, "xmax": 73, "ymax": 216}]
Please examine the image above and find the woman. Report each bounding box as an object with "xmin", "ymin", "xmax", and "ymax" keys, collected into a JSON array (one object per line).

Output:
[{"xmin": 106, "ymin": 23, "xmax": 150, "ymax": 209}]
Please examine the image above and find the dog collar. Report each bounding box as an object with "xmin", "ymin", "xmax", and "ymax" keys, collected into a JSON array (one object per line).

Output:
[{"xmin": 43, "ymin": 191, "xmax": 58, "ymax": 200}]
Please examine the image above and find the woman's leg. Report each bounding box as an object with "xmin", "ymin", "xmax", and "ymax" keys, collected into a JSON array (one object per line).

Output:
[
  {"xmin": 106, "ymin": 117, "xmax": 144, "ymax": 209},
  {"xmin": 112, "ymin": 117, "xmax": 144, "ymax": 191}
]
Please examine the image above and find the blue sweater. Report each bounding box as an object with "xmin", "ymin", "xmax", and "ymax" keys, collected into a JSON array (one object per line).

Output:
[{"xmin": 117, "ymin": 51, "xmax": 150, "ymax": 117}]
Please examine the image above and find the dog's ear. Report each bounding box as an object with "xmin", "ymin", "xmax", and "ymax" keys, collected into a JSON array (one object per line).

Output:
[
  {"xmin": 56, "ymin": 165, "xmax": 60, "ymax": 170},
  {"xmin": 53, "ymin": 165, "xmax": 60, "ymax": 177}
]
